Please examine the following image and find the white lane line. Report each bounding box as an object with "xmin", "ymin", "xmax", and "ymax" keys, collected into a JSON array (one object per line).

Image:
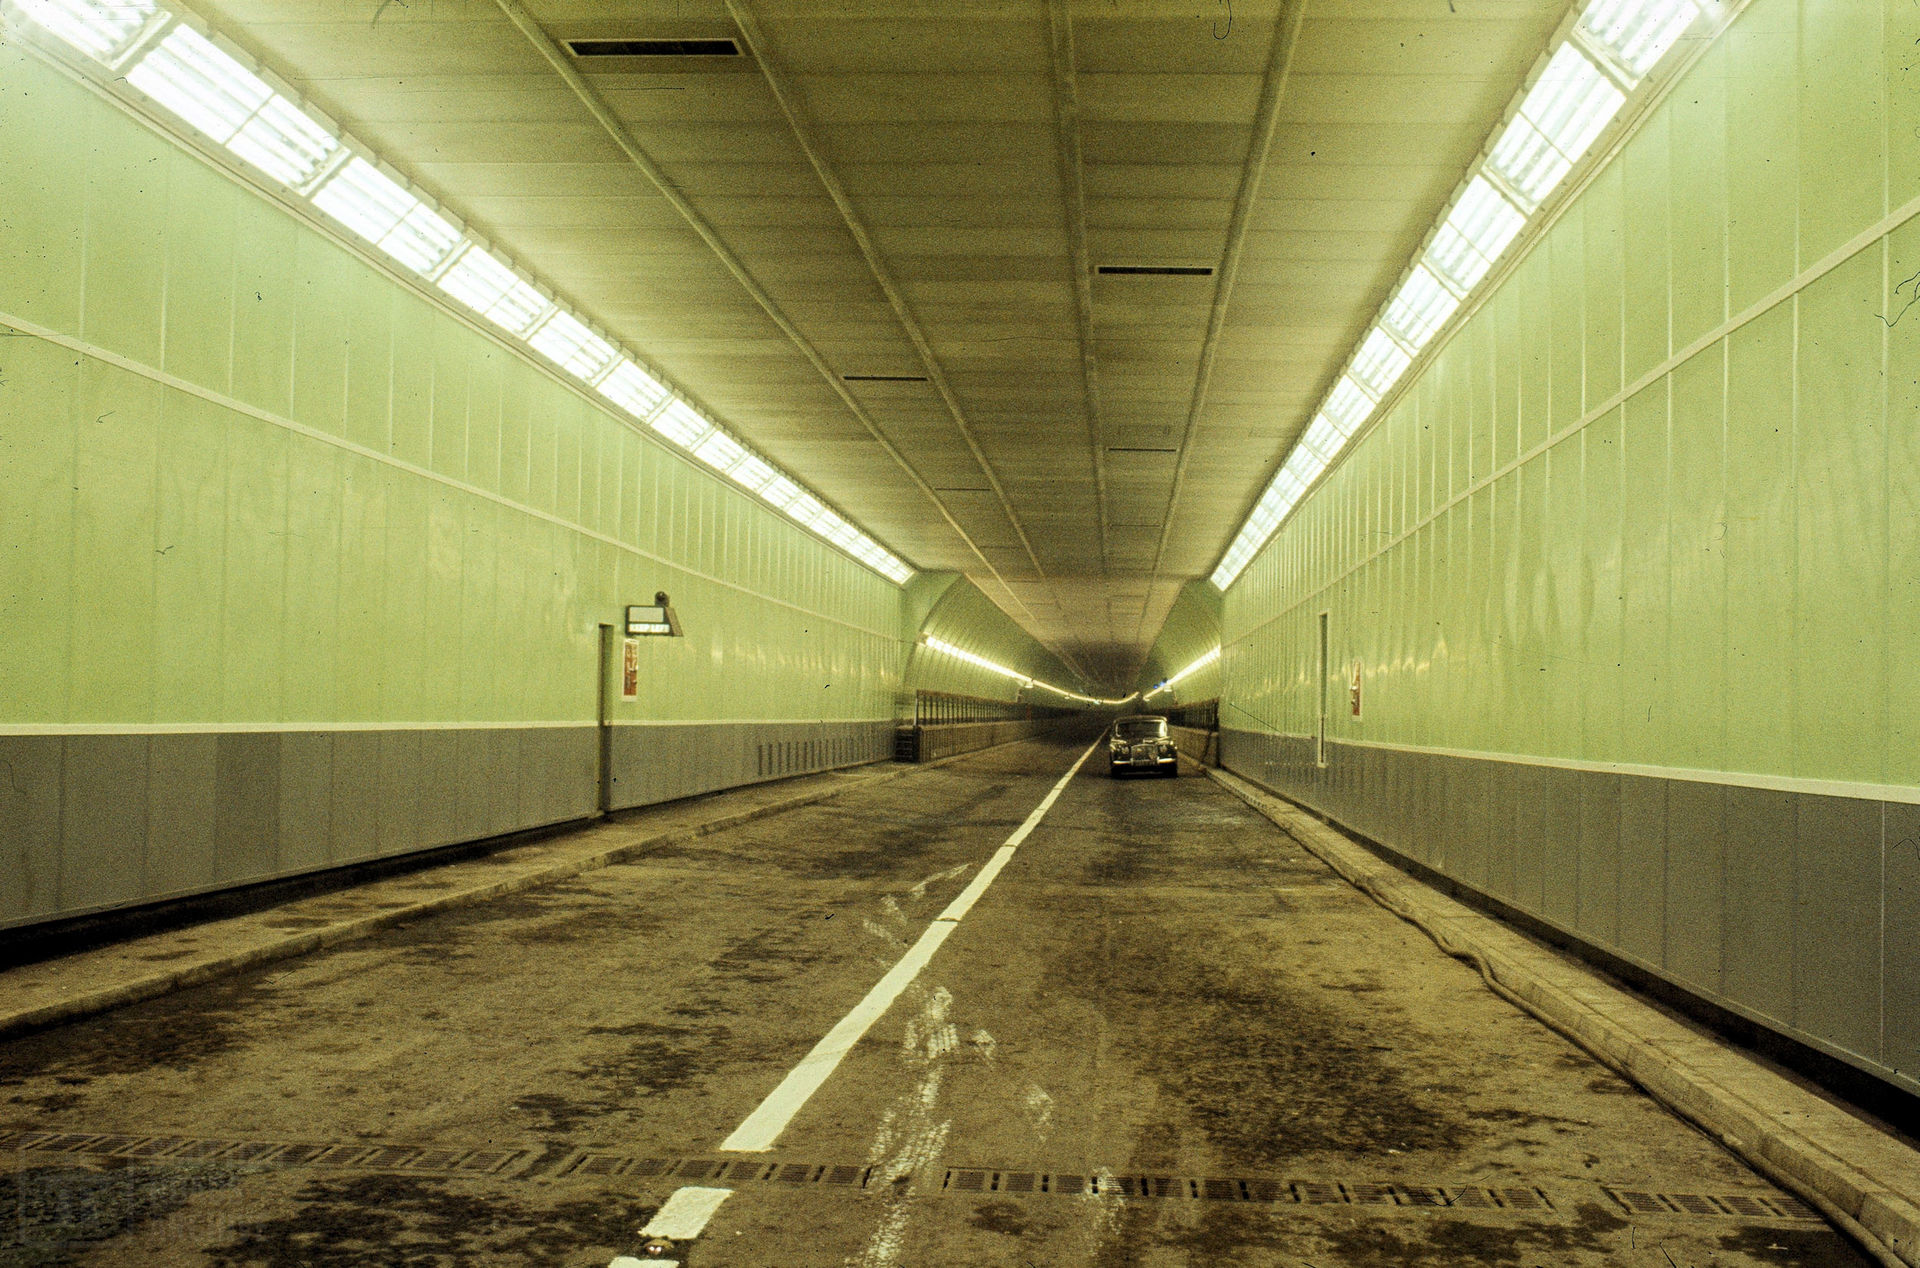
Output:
[
  {"xmin": 719, "ymin": 738, "xmax": 1101, "ymax": 1154},
  {"xmin": 640, "ymin": 1185, "xmax": 734, "ymax": 1239}
]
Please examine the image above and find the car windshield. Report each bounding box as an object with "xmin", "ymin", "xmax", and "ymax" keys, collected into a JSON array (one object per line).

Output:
[{"xmin": 1116, "ymin": 718, "xmax": 1168, "ymax": 739}]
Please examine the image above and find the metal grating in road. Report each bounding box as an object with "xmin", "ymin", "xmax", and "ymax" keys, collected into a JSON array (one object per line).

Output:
[
  {"xmin": 0, "ymin": 1127, "xmax": 1826, "ymax": 1224},
  {"xmin": 1605, "ymin": 1186, "xmax": 1821, "ymax": 1220},
  {"xmin": 938, "ymin": 1170, "xmax": 1556, "ymax": 1211},
  {"xmin": 0, "ymin": 1128, "xmax": 527, "ymax": 1176}
]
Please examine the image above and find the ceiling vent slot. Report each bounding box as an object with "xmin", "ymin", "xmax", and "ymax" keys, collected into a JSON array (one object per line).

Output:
[
  {"xmin": 842, "ymin": 374, "xmax": 929, "ymax": 383},
  {"xmin": 1107, "ymin": 446, "xmax": 1179, "ymax": 454},
  {"xmin": 1097, "ymin": 265, "xmax": 1214, "ymax": 276},
  {"xmin": 567, "ymin": 38, "xmax": 741, "ymax": 57}
]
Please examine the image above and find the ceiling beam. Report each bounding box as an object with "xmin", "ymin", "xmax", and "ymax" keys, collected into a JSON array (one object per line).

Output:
[
  {"xmin": 1142, "ymin": 0, "xmax": 1310, "ymax": 640},
  {"xmin": 489, "ymin": 0, "xmax": 1051, "ymax": 628},
  {"xmin": 1044, "ymin": 0, "xmax": 1112, "ymax": 583},
  {"xmin": 722, "ymin": 0, "xmax": 1107, "ymax": 686}
]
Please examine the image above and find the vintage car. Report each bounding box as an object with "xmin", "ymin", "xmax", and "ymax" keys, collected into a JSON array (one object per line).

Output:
[{"xmin": 1109, "ymin": 715, "xmax": 1178, "ymax": 777}]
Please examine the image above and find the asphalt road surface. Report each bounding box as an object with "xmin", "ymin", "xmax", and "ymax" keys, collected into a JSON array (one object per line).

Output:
[{"xmin": 0, "ymin": 734, "xmax": 1870, "ymax": 1267}]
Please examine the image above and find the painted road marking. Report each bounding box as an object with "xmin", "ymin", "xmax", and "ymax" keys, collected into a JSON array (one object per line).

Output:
[
  {"xmin": 640, "ymin": 1185, "xmax": 734, "ymax": 1238},
  {"xmin": 719, "ymin": 738, "xmax": 1102, "ymax": 1153}
]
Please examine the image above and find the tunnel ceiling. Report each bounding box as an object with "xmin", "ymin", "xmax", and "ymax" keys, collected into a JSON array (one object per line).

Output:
[{"xmin": 193, "ymin": 0, "xmax": 1566, "ymax": 690}]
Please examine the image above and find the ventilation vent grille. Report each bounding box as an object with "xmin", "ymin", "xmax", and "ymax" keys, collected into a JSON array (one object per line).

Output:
[
  {"xmin": 842, "ymin": 374, "xmax": 929, "ymax": 383},
  {"xmin": 1097, "ymin": 265, "xmax": 1214, "ymax": 276},
  {"xmin": 566, "ymin": 38, "xmax": 741, "ymax": 57}
]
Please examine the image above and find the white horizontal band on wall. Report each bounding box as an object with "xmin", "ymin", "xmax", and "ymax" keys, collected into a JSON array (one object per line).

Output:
[
  {"xmin": 1228, "ymin": 729, "xmax": 1920, "ymax": 808},
  {"xmin": 0, "ymin": 718, "xmax": 896, "ymax": 736}
]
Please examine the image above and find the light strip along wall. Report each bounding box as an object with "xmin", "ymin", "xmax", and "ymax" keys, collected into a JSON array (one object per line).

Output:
[
  {"xmin": 919, "ymin": 638, "xmax": 1133, "ymax": 708},
  {"xmin": 1210, "ymin": 0, "xmax": 1716, "ymax": 590},
  {"xmin": 1, "ymin": 0, "xmax": 912, "ymax": 586}
]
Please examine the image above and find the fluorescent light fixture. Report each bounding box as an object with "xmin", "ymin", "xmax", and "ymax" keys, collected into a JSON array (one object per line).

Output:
[
  {"xmin": 1383, "ymin": 264, "xmax": 1461, "ymax": 348},
  {"xmin": 1350, "ymin": 327, "xmax": 1412, "ymax": 398},
  {"xmin": 759, "ymin": 476, "xmax": 802, "ymax": 510},
  {"xmin": 785, "ymin": 493, "xmax": 825, "ymax": 527},
  {"xmin": 1489, "ymin": 45, "xmax": 1625, "ymax": 212},
  {"xmin": 1323, "ymin": 376, "xmax": 1374, "ymax": 435},
  {"xmin": 226, "ymin": 95, "xmax": 339, "ymax": 188},
  {"xmin": 596, "ymin": 359, "xmax": 669, "ymax": 418},
  {"xmin": 125, "ymin": 25, "xmax": 270, "ymax": 143},
  {"xmin": 11, "ymin": 0, "xmax": 155, "ymax": 60},
  {"xmin": 1486, "ymin": 115, "xmax": 1569, "ymax": 211},
  {"xmin": 311, "ymin": 157, "xmax": 461, "ymax": 274},
  {"xmin": 528, "ymin": 310, "xmax": 616, "ymax": 381},
  {"xmin": 729, "ymin": 454, "xmax": 777, "ymax": 494},
  {"xmin": 1286, "ymin": 448, "xmax": 1326, "ymax": 486},
  {"xmin": 652, "ymin": 399, "xmax": 712, "ymax": 449},
  {"xmin": 437, "ymin": 245, "xmax": 547, "ymax": 334},
  {"xmin": 693, "ymin": 429, "xmax": 747, "ymax": 472},
  {"xmin": 1525, "ymin": 45, "xmax": 1625, "ymax": 169},
  {"xmin": 127, "ymin": 24, "xmax": 343, "ymax": 190},
  {"xmin": 1298, "ymin": 415, "xmax": 1344, "ymax": 465},
  {"xmin": 1424, "ymin": 176, "xmax": 1526, "ymax": 293},
  {"xmin": 1580, "ymin": 0, "xmax": 1699, "ymax": 79},
  {"xmin": 11, "ymin": 0, "xmax": 915, "ymax": 588}
]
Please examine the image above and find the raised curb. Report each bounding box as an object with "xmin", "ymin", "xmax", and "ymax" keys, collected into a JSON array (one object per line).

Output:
[
  {"xmin": 0, "ymin": 730, "xmax": 1056, "ymax": 1044},
  {"xmin": 1206, "ymin": 764, "xmax": 1920, "ymax": 1268}
]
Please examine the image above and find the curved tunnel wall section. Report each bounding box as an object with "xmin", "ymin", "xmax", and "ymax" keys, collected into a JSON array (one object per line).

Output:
[
  {"xmin": 1215, "ymin": 0, "xmax": 1920, "ymax": 1099},
  {"xmin": 0, "ymin": 42, "xmax": 915, "ymax": 931}
]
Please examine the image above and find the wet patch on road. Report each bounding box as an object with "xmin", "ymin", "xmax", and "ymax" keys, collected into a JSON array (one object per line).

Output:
[
  {"xmin": 797, "ymin": 778, "xmax": 1019, "ymax": 881},
  {"xmin": 0, "ymin": 975, "xmax": 272, "ymax": 1087},
  {"xmin": 1717, "ymin": 1224, "xmax": 1876, "ymax": 1266},
  {"xmin": 197, "ymin": 1173, "xmax": 654, "ymax": 1268},
  {"xmin": 1313, "ymin": 1200, "xmax": 1631, "ymax": 1265},
  {"xmin": 1070, "ymin": 917, "xmax": 1468, "ymax": 1168},
  {"xmin": 1, "ymin": 1160, "xmax": 250, "ymax": 1266}
]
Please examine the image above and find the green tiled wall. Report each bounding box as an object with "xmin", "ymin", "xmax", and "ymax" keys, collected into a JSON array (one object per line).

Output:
[
  {"xmin": 0, "ymin": 41, "xmax": 902, "ymax": 731},
  {"xmin": 1222, "ymin": 0, "xmax": 1918, "ymax": 786},
  {"xmin": 1216, "ymin": 0, "xmax": 1920, "ymax": 1091}
]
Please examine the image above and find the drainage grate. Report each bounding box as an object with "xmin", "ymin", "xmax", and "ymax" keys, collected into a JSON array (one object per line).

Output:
[
  {"xmin": 1606, "ymin": 1188, "xmax": 1819, "ymax": 1220},
  {"xmin": 0, "ymin": 1128, "xmax": 529, "ymax": 1175},
  {"xmin": 935, "ymin": 1169, "xmax": 1558, "ymax": 1212},
  {"xmin": 0, "ymin": 1128, "xmax": 1827, "ymax": 1225}
]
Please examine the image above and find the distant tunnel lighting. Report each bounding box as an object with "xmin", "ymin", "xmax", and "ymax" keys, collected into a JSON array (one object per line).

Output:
[
  {"xmin": 3, "ymin": 0, "xmax": 916, "ymax": 588},
  {"xmin": 1147, "ymin": 646, "xmax": 1220, "ymax": 698},
  {"xmin": 922, "ymin": 636, "xmax": 1036, "ymax": 688},
  {"xmin": 919, "ymin": 636, "xmax": 1135, "ymax": 707}
]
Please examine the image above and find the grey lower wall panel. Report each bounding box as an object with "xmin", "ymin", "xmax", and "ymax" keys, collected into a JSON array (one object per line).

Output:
[
  {"xmin": 606, "ymin": 720, "xmax": 894, "ymax": 810},
  {"xmin": 0, "ymin": 726, "xmax": 598, "ymax": 931},
  {"xmin": 1218, "ymin": 728, "xmax": 1920, "ymax": 1098},
  {"xmin": 1167, "ymin": 725, "xmax": 1217, "ymax": 767},
  {"xmin": 912, "ymin": 719, "xmax": 1065, "ymax": 763},
  {"xmin": 0, "ymin": 720, "xmax": 898, "ymax": 931}
]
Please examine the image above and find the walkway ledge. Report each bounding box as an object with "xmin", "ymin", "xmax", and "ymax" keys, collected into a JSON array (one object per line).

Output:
[{"xmin": 1208, "ymin": 764, "xmax": 1920, "ymax": 1268}]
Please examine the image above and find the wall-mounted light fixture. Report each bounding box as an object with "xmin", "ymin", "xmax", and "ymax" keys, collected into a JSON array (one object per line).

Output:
[{"xmin": 627, "ymin": 591, "xmax": 681, "ymax": 637}]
